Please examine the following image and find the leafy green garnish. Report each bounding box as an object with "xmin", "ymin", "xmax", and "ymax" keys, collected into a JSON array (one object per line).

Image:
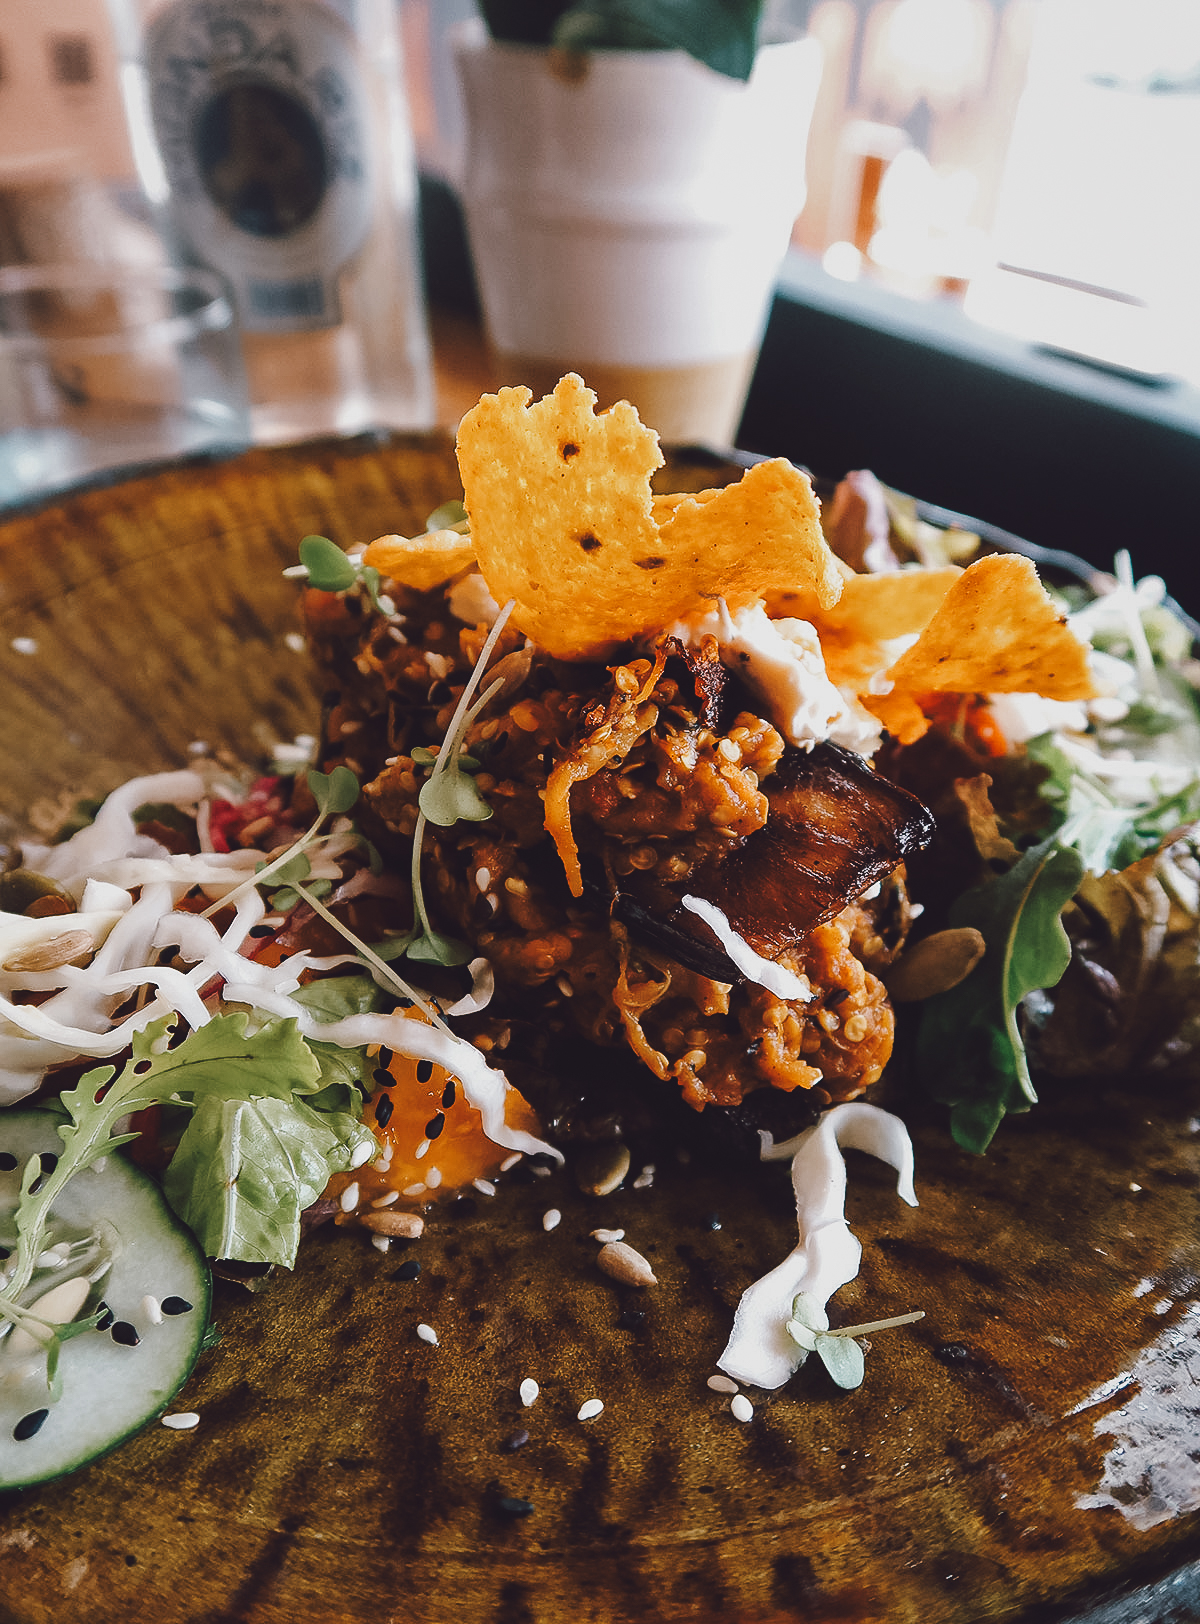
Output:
[
  {"xmin": 295, "ymin": 535, "xmax": 393, "ymax": 617},
  {"xmin": 785, "ymin": 1294, "xmax": 924, "ymax": 1390},
  {"xmin": 917, "ymin": 838, "xmax": 1085, "ymax": 1153},
  {"xmin": 0, "ymin": 1012, "xmax": 377, "ymax": 1355},
  {"xmin": 425, "ymin": 500, "xmax": 469, "ymax": 533},
  {"xmin": 207, "ymin": 766, "xmax": 360, "ymax": 921}
]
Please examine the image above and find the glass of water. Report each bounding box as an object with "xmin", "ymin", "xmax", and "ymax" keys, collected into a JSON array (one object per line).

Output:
[{"xmin": 0, "ymin": 263, "xmax": 250, "ymax": 508}]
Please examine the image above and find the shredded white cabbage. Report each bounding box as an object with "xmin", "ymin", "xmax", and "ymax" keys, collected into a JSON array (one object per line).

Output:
[
  {"xmin": 680, "ymin": 895, "xmax": 811, "ymax": 1002},
  {"xmin": 717, "ymin": 1103, "xmax": 917, "ymax": 1389}
]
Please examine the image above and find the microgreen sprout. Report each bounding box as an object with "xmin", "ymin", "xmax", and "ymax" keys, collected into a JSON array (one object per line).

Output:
[
  {"xmin": 399, "ymin": 600, "xmax": 517, "ymax": 966},
  {"xmin": 202, "ymin": 765, "xmax": 359, "ymax": 920},
  {"xmin": 785, "ymin": 1292, "xmax": 924, "ymax": 1390},
  {"xmin": 290, "ymin": 535, "xmax": 394, "ymax": 617}
]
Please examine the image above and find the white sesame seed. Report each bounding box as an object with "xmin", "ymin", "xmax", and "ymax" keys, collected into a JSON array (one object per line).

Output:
[
  {"xmin": 371, "ymin": 1190, "xmax": 401, "ymax": 1208},
  {"xmin": 284, "ymin": 632, "xmax": 306, "ymax": 653},
  {"xmin": 141, "ymin": 1295, "xmax": 164, "ymax": 1326},
  {"xmin": 10, "ymin": 637, "xmax": 37, "ymax": 656},
  {"xmin": 632, "ymin": 1164, "xmax": 655, "ymax": 1189},
  {"xmin": 475, "ymin": 867, "xmax": 491, "ymax": 892},
  {"xmin": 35, "ymin": 1251, "xmax": 66, "ymax": 1269},
  {"xmin": 371, "ymin": 1234, "xmax": 391, "ymax": 1253},
  {"xmin": 555, "ymin": 975, "xmax": 574, "ymax": 997},
  {"xmin": 417, "ymin": 1323, "xmax": 439, "ymax": 1345},
  {"xmin": 707, "ymin": 1374, "xmax": 739, "ymax": 1394},
  {"xmin": 339, "ymin": 1182, "xmax": 361, "ymax": 1214},
  {"xmin": 473, "ymin": 1178, "xmax": 497, "ymax": 1197},
  {"xmin": 577, "ymin": 1399, "xmax": 604, "ymax": 1421},
  {"xmin": 402, "ymin": 1183, "xmax": 427, "ymax": 1197},
  {"xmin": 730, "ymin": 1395, "xmax": 754, "ymax": 1423},
  {"xmin": 414, "ymin": 1139, "xmax": 431, "ymax": 1160},
  {"xmin": 531, "ymin": 1163, "xmax": 552, "ymax": 1178},
  {"xmin": 350, "ymin": 1140, "xmax": 375, "ymax": 1169},
  {"xmin": 590, "ymin": 1228, "xmax": 625, "ymax": 1244},
  {"xmin": 425, "ymin": 1166, "xmax": 443, "ymax": 1188},
  {"xmin": 542, "ymin": 1208, "xmax": 562, "ymax": 1232},
  {"xmin": 519, "ymin": 1379, "xmax": 539, "ymax": 1408},
  {"xmin": 161, "ymin": 1412, "xmax": 200, "ymax": 1431},
  {"xmin": 500, "ymin": 1153, "xmax": 522, "ymax": 1173}
]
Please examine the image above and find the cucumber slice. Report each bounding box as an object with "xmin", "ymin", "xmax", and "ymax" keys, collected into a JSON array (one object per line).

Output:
[{"xmin": 0, "ymin": 1111, "xmax": 211, "ymax": 1489}]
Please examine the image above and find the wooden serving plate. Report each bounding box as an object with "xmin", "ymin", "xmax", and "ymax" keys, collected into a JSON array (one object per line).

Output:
[{"xmin": 0, "ymin": 437, "xmax": 1198, "ymax": 1624}]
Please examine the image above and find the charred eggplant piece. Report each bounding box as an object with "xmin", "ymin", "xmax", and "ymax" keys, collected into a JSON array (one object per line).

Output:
[{"xmin": 665, "ymin": 741, "xmax": 934, "ymax": 960}]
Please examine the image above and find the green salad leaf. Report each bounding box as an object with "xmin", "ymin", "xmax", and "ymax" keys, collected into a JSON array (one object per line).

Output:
[
  {"xmin": 164, "ymin": 1096, "xmax": 372, "ymax": 1268},
  {"xmin": 917, "ymin": 838, "xmax": 1086, "ymax": 1154}
]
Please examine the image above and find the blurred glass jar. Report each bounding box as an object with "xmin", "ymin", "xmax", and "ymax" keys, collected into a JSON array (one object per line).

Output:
[{"xmin": 108, "ymin": 0, "xmax": 435, "ymax": 443}]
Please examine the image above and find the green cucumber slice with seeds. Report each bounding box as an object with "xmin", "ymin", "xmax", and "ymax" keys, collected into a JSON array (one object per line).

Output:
[{"xmin": 0, "ymin": 1111, "xmax": 211, "ymax": 1489}]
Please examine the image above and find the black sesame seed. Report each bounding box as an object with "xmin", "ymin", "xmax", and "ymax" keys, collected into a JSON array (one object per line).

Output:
[
  {"xmin": 0, "ymin": 1152, "xmax": 17, "ymax": 1171},
  {"xmin": 249, "ymin": 924, "xmax": 274, "ymax": 938},
  {"xmin": 372, "ymin": 1066, "xmax": 395, "ymax": 1089},
  {"xmin": 95, "ymin": 1303, "xmax": 115, "ymax": 1331},
  {"xmin": 617, "ymin": 1309, "xmax": 645, "ymax": 1330},
  {"xmin": 416, "ymin": 1060, "xmax": 434, "ymax": 1085},
  {"xmin": 111, "ymin": 1321, "xmax": 140, "ymax": 1346},
  {"xmin": 498, "ymin": 1496, "xmax": 535, "ymax": 1517},
  {"xmin": 0, "ymin": 1245, "xmax": 8, "ymax": 1261},
  {"xmin": 501, "ymin": 1430, "xmax": 530, "ymax": 1453},
  {"xmin": 161, "ymin": 1297, "xmax": 193, "ymax": 1316},
  {"xmin": 375, "ymin": 1093, "xmax": 395, "ymax": 1129},
  {"xmin": 13, "ymin": 1408, "xmax": 49, "ymax": 1442},
  {"xmin": 378, "ymin": 1047, "xmax": 393, "ymax": 1069},
  {"xmin": 125, "ymin": 1554, "xmax": 138, "ymax": 1567},
  {"xmin": 425, "ymin": 1112, "xmax": 445, "ymax": 1140},
  {"xmin": 391, "ymin": 1259, "xmax": 421, "ymax": 1281},
  {"xmin": 441, "ymin": 1078, "xmax": 457, "ymax": 1109}
]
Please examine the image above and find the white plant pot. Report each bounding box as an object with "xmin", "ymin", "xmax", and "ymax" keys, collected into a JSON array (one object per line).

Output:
[{"xmin": 452, "ymin": 23, "xmax": 822, "ymax": 443}]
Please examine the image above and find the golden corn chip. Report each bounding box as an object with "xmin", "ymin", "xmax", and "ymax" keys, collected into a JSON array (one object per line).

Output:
[
  {"xmin": 881, "ymin": 553, "xmax": 1095, "ymax": 700},
  {"xmin": 363, "ymin": 530, "xmax": 476, "ymax": 592},
  {"xmin": 860, "ymin": 690, "xmax": 930, "ymax": 745},
  {"xmin": 766, "ymin": 565, "xmax": 959, "ymax": 640},
  {"xmin": 456, "ymin": 375, "xmax": 664, "ymax": 659},
  {"xmin": 456, "ymin": 376, "xmax": 842, "ymax": 659}
]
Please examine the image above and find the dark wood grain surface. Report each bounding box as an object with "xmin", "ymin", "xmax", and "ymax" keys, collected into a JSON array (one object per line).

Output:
[{"xmin": 0, "ymin": 438, "xmax": 1198, "ymax": 1624}]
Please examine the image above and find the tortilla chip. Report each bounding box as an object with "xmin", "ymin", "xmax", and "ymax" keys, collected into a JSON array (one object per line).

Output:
[
  {"xmin": 363, "ymin": 530, "xmax": 476, "ymax": 592},
  {"xmin": 881, "ymin": 553, "xmax": 1095, "ymax": 700},
  {"xmin": 860, "ymin": 690, "xmax": 930, "ymax": 745},
  {"xmin": 456, "ymin": 376, "xmax": 842, "ymax": 659}
]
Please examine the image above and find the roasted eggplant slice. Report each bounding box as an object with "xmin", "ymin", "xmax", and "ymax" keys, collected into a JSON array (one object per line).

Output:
[{"xmin": 664, "ymin": 741, "xmax": 934, "ymax": 961}]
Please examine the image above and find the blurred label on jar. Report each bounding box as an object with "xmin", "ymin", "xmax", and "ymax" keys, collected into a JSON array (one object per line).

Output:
[{"xmin": 145, "ymin": 0, "xmax": 373, "ymax": 332}]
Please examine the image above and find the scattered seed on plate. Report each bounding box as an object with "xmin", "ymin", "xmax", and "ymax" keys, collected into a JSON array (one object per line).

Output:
[
  {"xmin": 416, "ymin": 1323, "xmax": 439, "ymax": 1345},
  {"xmin": 501, "ymin": 1429, "xmax": 529, "ymax": 1453},
  {"xmin": 110, "ymin": 1321, "xmax": 140, "ymax": 1347},
  {"xmin": 371, "ymin": 1190, "xmax": 400, "ymax": 1208},
  {"xmin": 425, "ymin": 1166, "xmax": 443, "ymax": 1189},
  {"xmin": 339, "ymin": 1182, "xmax": 360, "ymax": 1214},
  {"xmin": 371, "ymin": 1235, "xmax": 391, "ymax": 1254},
  {"xmin": 632, "ymin": 1164, "xmax": 655, "ymax": 1189},
  {"xmin": 473, "ymin": 1178, "xmax": 496, "ymax": 1197},
  {"xmin": 591, "ymin": 1228, "xmax": 625, "ymax": 1244},
  {"xmin": 577, "ymin": 1399, "xmax": 604, "ymax": 1422},
  {"xmin": 730, "ymin": 1395, "xmax": 754, "ymax": 1423},
  {"xmin": 597, "ymin": 1241, "xmax": 657, "ymax": 1288},
  {"xmin": 530, "ymin": 1164, "xmax": 552, "ymax": 1179},
  {"xmin": 500, "ymin": 1153, "xmax": 522, "ymax": 1173},
  {"xmin": 519, "ymin": 1378, "xmax": 539, "ymax": 1408},
  {"xmin": 498, "ymin": 1496, "xmax": 534, "ymax": 1517},
  {"xmin": 542, "ymin": 1209, "xmax": 561, "ymax": 1232},
  {"xmin": 161, "ymin": 1412, "xmax": 199, "ymax": 1431}
]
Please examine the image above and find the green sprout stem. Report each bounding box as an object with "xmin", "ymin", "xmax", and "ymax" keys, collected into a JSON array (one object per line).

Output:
[{"xmin": 821, "ymin": 1311, "xmax": 925, "ymax": 1338}]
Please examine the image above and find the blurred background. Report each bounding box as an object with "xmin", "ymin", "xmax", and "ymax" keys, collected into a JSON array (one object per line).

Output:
[{"xmin": 0, "ymin": 0, "xmax": 1197, "ymax": 589}]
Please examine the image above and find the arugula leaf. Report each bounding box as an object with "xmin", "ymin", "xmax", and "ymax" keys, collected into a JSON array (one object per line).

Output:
[
  {"xmin": 290, "ymin": 973, "xmax": 383, "ymax": 1022},
  {"xmin": 164, "ymin": 1096, "xmax": 374, "ymax": 1267},
  {"xmin": 917, "ymin": 838, "xmax": 1085, "ymax": 1154}
]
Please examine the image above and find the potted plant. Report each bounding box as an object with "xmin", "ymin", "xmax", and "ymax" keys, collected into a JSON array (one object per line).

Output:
[{"xmin": 452, "ymin": 0, "xmax": 822, "ymax": 443}]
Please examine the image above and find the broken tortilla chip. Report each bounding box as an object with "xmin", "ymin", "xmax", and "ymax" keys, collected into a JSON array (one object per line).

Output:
[
  {"xmin": 456, "ymin": 375, "xmax": 842, "ymax": 659},
  {"xmin": 363, "ymin": 529, "xmax": 476, "ymax": 592},
  {"xmin": 881, "ymin": 553, "xmax": 1095, "ymax": 701}
]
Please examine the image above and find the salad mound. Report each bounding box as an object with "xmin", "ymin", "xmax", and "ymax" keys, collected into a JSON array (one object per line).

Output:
[{"xmin": 1, "ymin": 374, "xmax": 1198, "ymax": 1480}]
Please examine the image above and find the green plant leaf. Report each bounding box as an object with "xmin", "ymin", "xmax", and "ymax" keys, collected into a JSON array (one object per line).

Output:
[
  {"xmin": 917, "ymin": 838, "xmax": 1086, "ymax": 1153},
  {"xmin": 550, "ymin": 0, "xmax": 764, "ymax": 78},
  {"xmin": 299, "ymin": 534, "xmax": 358, "ymax": 593},
  {"xmin": 815, "ymin": 1333, "xmax": 865, "ymax": 1390},
  {"xmin": 307, "ymin": 765, "xmax": 360, "ymax": 818},
  {"xmin": 426, "ymin": 499, "xmax": 469, "ymax": 531},
  {"xmin": 163, "ymin": 1095, "xmax": 375, "ymax": 1267},
  {"xmin": 406, "ymin": 928, "xmax": 474, "ymax": 967},
  {"xmin": 419, "ymin": 765, "xmax": 493, "ymax": 827}
]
